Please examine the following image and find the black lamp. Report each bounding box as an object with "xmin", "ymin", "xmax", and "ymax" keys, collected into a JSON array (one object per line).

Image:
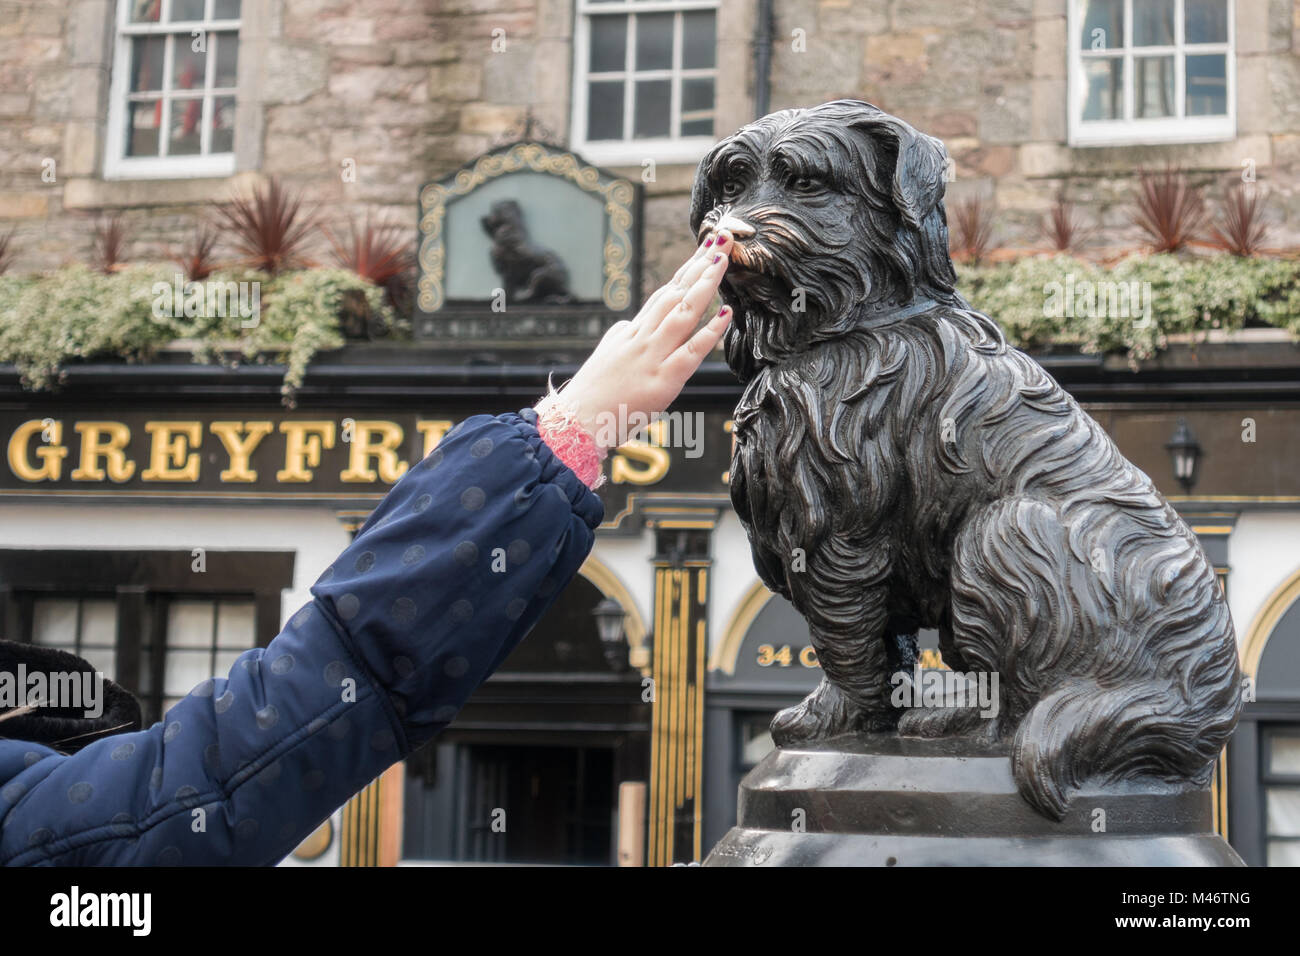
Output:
[
  {"xmin": 591, "ymin": 597, "xmax": 628, "ymax": 671},
  {"xmin": 1165, "ymin": 418, "xmax": 1202, "ymax": 493}
]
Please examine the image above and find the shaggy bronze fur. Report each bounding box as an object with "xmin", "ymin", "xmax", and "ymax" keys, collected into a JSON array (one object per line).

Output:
[{"xmin": 690, "ymin": 99, "xmax": 1242, "ymax": 820}]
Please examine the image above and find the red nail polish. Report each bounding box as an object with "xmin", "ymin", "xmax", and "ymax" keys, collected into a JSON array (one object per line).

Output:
[
  {"xmin": 717, "ymin": 235, "xmax": 728, "ymax": 247},
  {"xmin": 704, "ymin": 236, "xmax": 714, "ymax": 247},
  {"xmin": 712, "ymin": 254, "xmax": 721, "ymax": 263},
  {"xmin": 719, "ymin": 306, "xmax": 730, "ymax": 317}
]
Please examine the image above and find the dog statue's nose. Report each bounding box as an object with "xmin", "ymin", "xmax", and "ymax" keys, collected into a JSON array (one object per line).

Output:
[{"xmin": 716, "ymin": 213, "xmax": 756, "ymax": 239}]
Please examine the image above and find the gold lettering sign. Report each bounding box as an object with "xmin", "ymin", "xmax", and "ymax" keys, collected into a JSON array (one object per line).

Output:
[
  {"xmin": 142, "ymin": 421, "xmax": 202, "ymax": 482},
  {"xmin": 1, "ymin": 413, "xmax": 736, "ymax": 502},
  {"xmin": 611, "ymin": 421, "xmax": 671, "ymax": 485},
  {"xmin": 209, "ymin": 421, "xmax": 273, "ymax": 482},
  {"xmin": 8, "ymin": 419, "xmax": 68, "ymax": 482},
  {"xmin": 276, "ymin": 421, "xmax": 336, "ymax": 483},
  {"xmin": 416, "ymin": 420, "xmax": 454, "ymax": 458},
  {"xmin": 71, "ymin": 422, "xmax": 135, "ymax": 482},
  {"xmin": 341, "ymin": 421, "xmax": 409, "ymax": 484}
]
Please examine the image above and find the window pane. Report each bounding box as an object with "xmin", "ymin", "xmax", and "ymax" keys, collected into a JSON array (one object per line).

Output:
[
  {"xmin": 168, "ymin": 600, "xmax": 215, "ymax": 648},
  {"xmin": 171, "ymin": 0, "xmax": 206, "ymax": 21},
  {"xmin": 216, "ymin": 601, "xmax": 255, "ymax": 648},
  {"xmin": 1267, "ymin": 841, "xmax": 1300, "ymax": 866},
  {"xmin": 126, "ymin": 100, "xmax": 162, "ymax": 156},
  {"xmin": 1266, "ymin": 788, "xmax": 1300, "ymax": 837},
  {"xmin": 635, "ymin": 13, "xmax": 673, "ymax": 71},
  {"xmin": 211, "ymin": 95, "xmax": 236, "ymax": 152},
  {"xmin": 589, "ymin": 15, "xmax": 627, "ymax": 73},
  {"xmin": 214, "ymin": 32, "xmax": 239, "ymax": 87},
  {"xmin": 680, "ymin": 77, "xmax": 714, "ymax": 136},
  {"xmin": 1081, "ymin": 57, "xmax": 1123, "ymax": 121},
  {"xmin": 1080, "ymin": 0, "xmax": 1123, "ymax": 51},
  {"xmin": 81, "ymin": 600, "xmax": 116, "ymax": 647},
  {"xmin": 1185, "ymin": 0, "xmax": 1228, "ymax": 43},
  {"xmin": 169, "ymin": 98, "xmax": 204, "ymax": 155},
  {"xmin": 31, "ymin": 599, "xmax": 78, "ymax": 648},
  {"xmin": 164, "ymin": 648, "xmax": 211, "ymax": 697},
  {"xmin": 681, "ymin": 11, "xmax": 716, "ymax": 69},
  {"xmin": 81, "ymin": 647, "xmax": 117, "ymax": 681},
  {"xmin": 1134, "ymin": 55, "xmax": 1175, "ymax": 118},
  {"xmin": 1133, "ymin": 0, "xmax": 1175, "ymax": 46},
  {"xmin": 586, "ymin": 80, "xmax": 624, "ymax": 140},
  {"xmin": 214, "ymin": 649, "xmax": 245, "ymax": 679},
  {"xmin": 214, "ymin": 0, "xmax": 242, "ymax": 19},
  {"xmin": 130, "ymin": 0, "xmax": 161, "ymax": 22},
  {"xmin": 131, "ymin": 36, "xmax": 165, "ymax": 92},
  {"xmin": 172, "ymin": 37, "xmax": 207, "ymax": 92},
  {"xmin": 1272, "ymin": 736, "xmax": 1300, "ymax": 775},
  {"xmin": 633, "ymin": 78, "xmax": 670, "ymax": 137},
  {"xmin": 1186, "ymin": 53, "xmax": 1227, "ymax": 116}
]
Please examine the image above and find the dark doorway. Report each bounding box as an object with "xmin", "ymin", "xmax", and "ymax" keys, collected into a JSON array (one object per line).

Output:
[{"xmin": 458, "ymin": 743, "xmax": 614, "ymax": 864}]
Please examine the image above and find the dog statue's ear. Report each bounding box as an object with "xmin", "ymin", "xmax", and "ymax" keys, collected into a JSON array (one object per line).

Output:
[
  {"xmin": 688, "ymin": 145, "xmax": 721, "ymax": 237},
  {"xmin": 851, "ymin": 111, "xmax": 950, "ymax": 230}
]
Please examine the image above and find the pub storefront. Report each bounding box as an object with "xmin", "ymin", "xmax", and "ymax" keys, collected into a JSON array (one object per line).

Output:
[{"xmin": 3, "ymin": 141, "xmax": 1299, "ymax": 865}]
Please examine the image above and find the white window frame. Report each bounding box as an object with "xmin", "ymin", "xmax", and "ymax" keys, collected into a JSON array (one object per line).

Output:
[
  {"xmin": 571, "ymin": 0, "xmax": 720, "ymax": 166},
  {"xmin": 104, "ymin": 0, "xmax": 240, "ymax": 180},
  {"xmin": 1067, "ymin": 0, "xmax": 1235, "ymax": 148}
]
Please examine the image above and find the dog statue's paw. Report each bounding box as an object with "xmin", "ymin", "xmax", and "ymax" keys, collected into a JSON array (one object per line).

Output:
[
  {"xmin": 897, "ymin": 704, "xmax": 997, "ymax": 742},
  {"xmin": 771, "ymin": 678, "xmax": 887, "ymax": 746}
]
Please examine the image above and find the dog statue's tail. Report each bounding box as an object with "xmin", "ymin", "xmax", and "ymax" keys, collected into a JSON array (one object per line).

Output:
[
  {"xmin": 957, "ymin": 493, "xmax": 1242, "ymax": 821},
  {"xmin": 1010, "ymin": 603, "xmax": 1242, "ymax": 821}
]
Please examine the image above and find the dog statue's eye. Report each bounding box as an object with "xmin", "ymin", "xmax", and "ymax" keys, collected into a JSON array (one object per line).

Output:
[
  {"xmin": 789, "ymin": 175, "xmax": 825, "ymax": 194},
  {"xmin": 719, "ymin": 179, "xmax": 745, "ymax": 201}
]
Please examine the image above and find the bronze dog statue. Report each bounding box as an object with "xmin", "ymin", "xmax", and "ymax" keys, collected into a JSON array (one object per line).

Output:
[
  {"xmin": 480, "ymin": 198, "xmax": 572, "ymax": 304},
  {"xmin": 690, "ymin": 99, "xmax": 1242, "ymax": 820}
]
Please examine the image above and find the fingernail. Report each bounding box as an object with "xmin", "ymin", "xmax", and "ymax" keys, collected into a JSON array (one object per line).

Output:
[
  {"xmin": 712, "ymin": 254, "xmax": 721, "ymax": 263},
  {"xmin": 704, "ymin": 236, "xmax": 714, "ymax": 247},
  {"xmin": 717, "ymin": 235, "xmax": 728, "ymax": 247},
  {"xmin": 719, "ymin": 306, "xmax": 730, "ymax": 317}
]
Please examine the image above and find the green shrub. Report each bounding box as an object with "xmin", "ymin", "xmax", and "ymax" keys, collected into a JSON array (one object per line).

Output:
[
  {"xmin": 957, "ymin": 253, "xmax": 1300, "ymax": 363},
  {"xmin": 0, "ymin": 264, "xmax": 398, "ymax": 404}
]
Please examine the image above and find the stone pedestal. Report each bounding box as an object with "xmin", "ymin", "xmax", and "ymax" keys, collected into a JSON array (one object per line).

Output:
[{"xmin": 703, "ymin": 734, "xmax": 1243, "ymax": 866}]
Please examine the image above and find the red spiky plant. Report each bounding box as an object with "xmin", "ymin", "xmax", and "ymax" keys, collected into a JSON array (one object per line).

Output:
[
  {"xmin": 171, "ymin": 221, "xmax": 222, "ymax": 280},
  {"xmin": 0, "ymin": 228, "xmax": 15, "ymax": 275},
  {"xmin": 1040, "ymin": 195, "xmax": 1095, "ymax": 254},
  {"xmin": 1209, "ymin": 182, "xmax": 1270, "ymax": 257},
  {"xmin": 324, "ymin": 213, "xmax": 415, "ymax": 313},
  {"xmin": 91, "ymin": 213, "xmax": 131, "ymax": 273},
  {"xmin": 949, "ymin": 197, "xmax": 997, "ymax": 264},
  {"xmin": 213, "ymin": 177, "xmax": 319, "ymax": 274},
  {"xmin": 1131, "ymin": 166, "xmax": 1206, "ymax": 253}
]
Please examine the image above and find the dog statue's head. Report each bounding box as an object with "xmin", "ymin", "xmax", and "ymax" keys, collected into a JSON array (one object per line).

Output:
[
  {"xmin": 481, "ymin": 199, "xmax": 527, "ymax": 246},
  {"xmin": 690, "ymin": 100, "xmax": 960, "ymax": 381}
]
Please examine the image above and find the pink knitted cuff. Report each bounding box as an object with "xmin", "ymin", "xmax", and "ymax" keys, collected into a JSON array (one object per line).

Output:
[{"xmin": 534, "ymin": 390, "xmax": 607, "ymax": 490}]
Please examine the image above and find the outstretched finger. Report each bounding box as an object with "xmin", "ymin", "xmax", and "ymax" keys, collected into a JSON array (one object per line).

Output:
[
  {"xmin": 653, "ymin": 250, "xmax": 729, "ymax": 347},
  {"xmin": 639, "ymin": 233, "xmax": 732, "ymax": 338},
  {"xmin": 660, "ymin": 305, "xmax": 733, "ymax": 382}
]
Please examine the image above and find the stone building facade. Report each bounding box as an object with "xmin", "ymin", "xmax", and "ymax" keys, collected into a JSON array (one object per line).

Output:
[
  {"xmin": 4, "ymin": 1, "xmax": 1297, "ymax": 279},
  {"xmin": 3, "ymin": 1, "xmax": 1300, "ymax": 868}
]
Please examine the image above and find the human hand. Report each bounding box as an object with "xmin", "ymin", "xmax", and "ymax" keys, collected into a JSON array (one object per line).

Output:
[{"xmin": 536, "ymin": 228, "xmax": 733, "ymax": 451}]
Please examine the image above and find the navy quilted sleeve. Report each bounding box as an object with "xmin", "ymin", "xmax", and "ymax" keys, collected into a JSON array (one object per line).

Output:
[{"xmin": 0, "ymin": 410, "xmax": 603, "ymax": 865}]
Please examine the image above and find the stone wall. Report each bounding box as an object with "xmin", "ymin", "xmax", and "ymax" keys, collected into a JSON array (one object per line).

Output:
[
  {"xmin": 1, "ymin": 0, "xmax": 1297, "ymax": 283},
  {"xmin": 769, "ymin": 0, "xmax": 1300, "ymax": 252},
  {"xmin": 0, "ymin": 0, "xmax": 450, "ymax": 273}
]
